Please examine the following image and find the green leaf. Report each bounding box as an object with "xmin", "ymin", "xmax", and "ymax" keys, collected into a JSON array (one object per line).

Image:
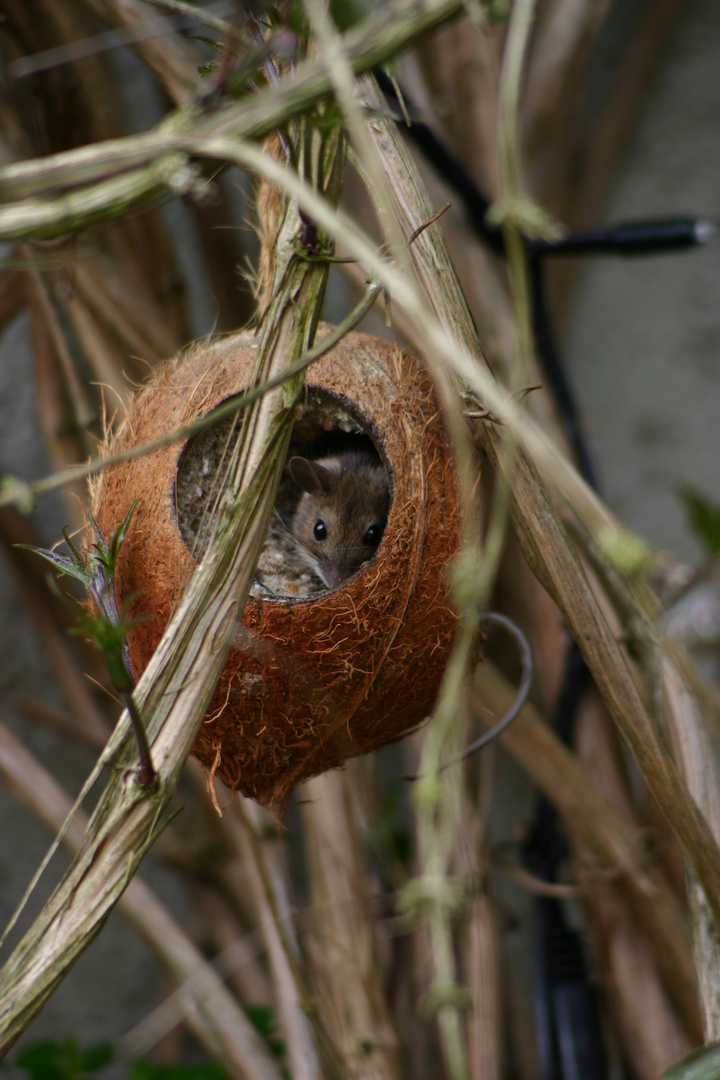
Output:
[
  {"xmin": 16, "ymin": 502, "xmax": 144, "ymax": 694},
  {"xmin": 244, "ymin": 1004, "xmax": 286, "ymax": 1060},
  {"xmin": 77, "ymin": 1043, "xmax": 114, "ymax": 1071},
  {"xmin": 13, "ymin": 1036, "xmax": 114, "ymax": 1079},
  {"xmin": 129, "ymin": 1064, "xmax": 230, "ymax": 1080},
  {"xmin": 675, "ymin": 483, "xmax": 720, "ymax": 557},
  {"xmin": 15, "ymin": 544, "xmax": 90, "ymax": 585},
  {"xmin": 88, "ymin": 499, "xmax": 138, "ymax": 575}
]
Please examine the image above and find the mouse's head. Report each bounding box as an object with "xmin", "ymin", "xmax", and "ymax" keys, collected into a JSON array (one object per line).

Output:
[{"xmin": 289, "ymin": 452, "xmax": 390, "ymax": 589}]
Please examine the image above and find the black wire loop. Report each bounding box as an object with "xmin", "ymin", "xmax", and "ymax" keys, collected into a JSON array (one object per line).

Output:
[{"xmin": 406, "ymin": 612, "xmax": 533, "ymax": 780}]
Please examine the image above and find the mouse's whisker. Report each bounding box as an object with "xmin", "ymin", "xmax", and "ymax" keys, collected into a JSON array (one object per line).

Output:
[{"xmin": 272, "ymin": 506, "xmax": 292, "ymax": 534}]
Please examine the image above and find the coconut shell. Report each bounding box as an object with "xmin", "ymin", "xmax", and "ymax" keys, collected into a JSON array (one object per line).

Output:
[{"xmin": 92, "ymin": 328, "xmax": 462, "ymax": 806}]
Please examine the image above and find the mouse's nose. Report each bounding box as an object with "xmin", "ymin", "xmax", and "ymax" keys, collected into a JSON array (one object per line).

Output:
[{"xmin": 322, "ymin": 563, "xmax": 358, "ymax": 590}]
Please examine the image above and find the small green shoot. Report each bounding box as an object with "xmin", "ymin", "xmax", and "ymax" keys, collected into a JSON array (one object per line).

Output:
[
  {"xmin": 18, "ymin": 501, "xmax": 156, "ymax": 787},
  {"xmin": 675, "ymin": 482, "xmax": 720, "ymax": 557}
]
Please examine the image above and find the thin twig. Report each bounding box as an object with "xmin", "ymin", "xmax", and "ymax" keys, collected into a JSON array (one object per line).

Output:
[{"xmin": 408, "ymin": 201, "xmax": 451, "ymax": 245}]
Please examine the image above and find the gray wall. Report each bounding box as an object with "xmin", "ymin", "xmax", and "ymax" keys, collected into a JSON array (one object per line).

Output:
[{"xmin": 565, "ymin": 0, "xmax": 720, "ymax": 564}]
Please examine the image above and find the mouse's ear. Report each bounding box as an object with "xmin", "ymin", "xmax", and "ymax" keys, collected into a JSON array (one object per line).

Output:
[{"xmin": 289, "ymin": 456, "xmax": 338, "ymax": 495}]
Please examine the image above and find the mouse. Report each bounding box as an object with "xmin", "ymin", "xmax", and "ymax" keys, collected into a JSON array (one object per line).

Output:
[{"xmin": 288, "ymin": 449, "xmax": 390, "ymax": 590}]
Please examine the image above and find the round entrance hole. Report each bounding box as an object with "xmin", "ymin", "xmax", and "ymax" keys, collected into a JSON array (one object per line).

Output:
[{"xmin": 175, "ymin": 389, "xmax": 391, "ymax": 600}]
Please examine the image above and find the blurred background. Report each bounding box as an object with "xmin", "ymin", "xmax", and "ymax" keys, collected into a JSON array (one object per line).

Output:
[{"xmin": 0, "ymin": 1, "xmax": 719, "ymax": 1077}]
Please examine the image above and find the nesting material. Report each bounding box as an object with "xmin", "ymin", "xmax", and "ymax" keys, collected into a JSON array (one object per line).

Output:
[{"xmin": 92, "ymin": 328, "xmax": 462, "ymax": 806}]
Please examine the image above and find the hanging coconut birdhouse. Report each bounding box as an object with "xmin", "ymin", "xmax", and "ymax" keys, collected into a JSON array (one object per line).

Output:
[{"xmin": 91, "ymin": 326, "xmax": 462, "ymax": 806}]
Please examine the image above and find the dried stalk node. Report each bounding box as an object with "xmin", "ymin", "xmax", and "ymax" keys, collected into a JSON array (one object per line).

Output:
[{"xmin": 92, "ymin": 328, "xmax": 462, "ymax": 806}]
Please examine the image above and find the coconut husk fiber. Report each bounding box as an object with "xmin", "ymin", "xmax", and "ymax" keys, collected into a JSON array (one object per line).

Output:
[{"xmin": 91, "ymin": 327, "xmax": 462, "ymax": 805}]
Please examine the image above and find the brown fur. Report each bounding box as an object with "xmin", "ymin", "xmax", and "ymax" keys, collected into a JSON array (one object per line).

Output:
[{"xmin": 289, "ymin": 451, "xmax": 390, "ymax": 589}]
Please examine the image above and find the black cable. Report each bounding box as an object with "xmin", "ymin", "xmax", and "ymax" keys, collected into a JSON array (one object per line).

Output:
[
  {"xmin": 522, "ymin": 646, "xmax": 607, "ymax": 1080},
  {"xmin": 527, "ymin": 252, "xmax": 599, "ymax": 490},
  {"xmin": 530, "ymin": 217, "xmax": 717, "ymax": 257},
  {"xmin": 375, "ymin": 71, "xmax": 718, "ymax": 263}
]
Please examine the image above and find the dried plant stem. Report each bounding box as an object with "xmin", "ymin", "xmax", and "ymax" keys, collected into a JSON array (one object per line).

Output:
[
  {"xmin": 72, "ymin": 257, "xmax": 181, "ymax": 361},
  {"xmin": 0, "ymin": 0, "xmax": 464, "ymax": 208},
  {"xmin": 23, "ymin": 252, "xmax": 95, "ymax": 430},
  {"xmin": 566, "ymin": 0, "xmax": 684, "ymax": 234},
  {"xmin": 140, "ymin": 0, "xmax": 231, "ymax": 35},
  {"xmin": 662, "ymin": 659, "xmax": 720, "ymax": 1040},
  {"xmin": 495, "ymin": 447, "xmax": 720, "ymax": 919},
  {"xmin": 0, "ymin": 110, "xmax": 345, "ymax": 1049},
  {"xmin": 231, "ymin": 799, "xmax": 323, "ymax": 1080},
  {"xmin": 578, "ymin": 873, "xmax": 690, "ymax": 1080},
  {"xmin": 300, "ymin": 769, "xmax": 402, "ymax": 1080},
  {"xmin": 342, "ymin": 54, "xmax": 715, "ymax": 1065},
  {"xmin": 304, "ymin": 0, "xmax": 412, "ymax": 282},
  {"xmin": 0, "ymin": 263, "xmax": 25, "ymax": 332},
  {"xmin": 0, "ymin": 510, "xmax": 109, "ymax": 745},
  {"xmin": 454, "ymin": 746, "xmax": 502, "ymax": 1080},
  {"xmin": 0, "ymin": 719, "xmax": 282, "ymax": 1079}
]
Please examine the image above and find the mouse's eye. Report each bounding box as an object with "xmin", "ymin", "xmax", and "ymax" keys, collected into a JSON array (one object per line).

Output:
[
  {"xmin": 364, "ymin": 524, "xmax": 382, "ymax": 547},
  {"xmin": 313, "ymin": 520, "xmax": 327, "ymax": 542}
]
